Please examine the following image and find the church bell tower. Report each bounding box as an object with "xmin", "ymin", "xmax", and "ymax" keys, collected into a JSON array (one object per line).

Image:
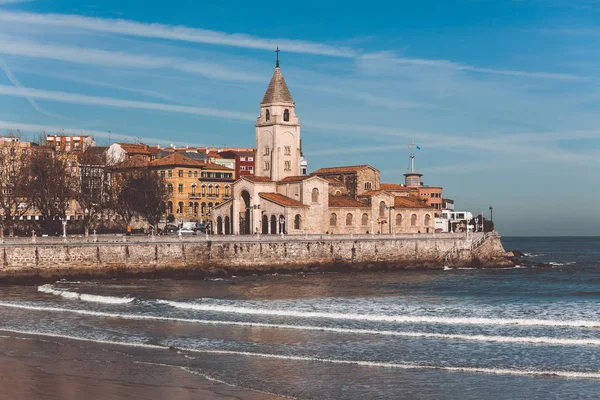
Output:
[{"xmin": 255, "ymin": 49, "xmax": 301, "ymax": 182}]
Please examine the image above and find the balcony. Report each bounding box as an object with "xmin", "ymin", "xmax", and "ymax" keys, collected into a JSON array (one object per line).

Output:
[{"xmin": 188, "ymin": 193, "xmax": 201, "ymax": 199}]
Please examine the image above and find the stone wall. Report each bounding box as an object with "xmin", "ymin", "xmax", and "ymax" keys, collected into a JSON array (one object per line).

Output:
[{"xmin": 0, "ymin": 233, "xmax": 512, "ymax": 280}]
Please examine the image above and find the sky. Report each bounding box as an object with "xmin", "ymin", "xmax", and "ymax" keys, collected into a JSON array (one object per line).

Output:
[{"xmin": 0, "ymin": 0, "xmax": 599, "ymax": 236}]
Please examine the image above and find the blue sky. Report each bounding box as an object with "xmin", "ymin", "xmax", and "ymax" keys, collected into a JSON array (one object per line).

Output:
[{"xmin": 0, "ymin": 0, "xmax": 599, "ymax": 236}]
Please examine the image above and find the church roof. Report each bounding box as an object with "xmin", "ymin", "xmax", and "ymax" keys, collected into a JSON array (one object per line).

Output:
[
  {"xmin": 312, "ymin": 165, "xmax": 377, "ymax": 175},
  {"xmin": 259, "ymin": 192, "xmax": 307, "ymax": 207},
  {"xmin": 394, "ymin": 196, "xmax": 430, "ymax": 209},
  {"xmin": 261, "ymin": 67, "xmax": 294, "ymax": 104},
  {"xmin": 328, "ymin": 195, "xmax": 370, "ymax": 208},
  {"xmin": 380, "ymin": 183, "xmax": 412, "ymax": 191}
]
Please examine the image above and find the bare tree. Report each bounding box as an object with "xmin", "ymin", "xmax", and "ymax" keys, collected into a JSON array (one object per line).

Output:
[
  {"xmin": 76, "ymin": 148, "xmax": 109, "ymax": 236},
  {"xmin": 27, "ymin": 148, "xmax": 79, "ymax": 234},
  {"xmin": 0, "ymin": 135, "xmax": 32, "ymax": 236},
  {"xmin": 128, "ymin": 170, "xmax": 169, "ymax": 232}
]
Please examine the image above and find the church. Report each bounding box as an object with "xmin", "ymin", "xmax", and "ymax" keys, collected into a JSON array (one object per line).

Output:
[{"xmin": 212, "ymin": 59, "xmax": 435, "ymax": 235}]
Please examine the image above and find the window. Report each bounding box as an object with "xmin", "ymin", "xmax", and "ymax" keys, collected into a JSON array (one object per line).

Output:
[
  {"xmin": 411, "ymin": 214, "xmax": 417, "ymax": 226},
  {"xmin": 396, "ymin": 214, "xmax": 403, "ymax": 226},
  {"xmin": 362, "ymin": 213, "xmax": 369, "ymax": 226},
  {"xmin": 188, "ymin": 202, "xmax": 193, "ymax": 215},
  {"xmin": 178, "ymin": 170, "xmax": 183, "ymax": 177},
  {"xmin": 201, "ymin": 185, "xmax": 206, "ymax": 196},
  {"xmin": 248, "ymin": 157, "xmax": 254, "ymax": 161},
  {"xmin": 284, "ymin": 161, "xmax": 291, "ymax": 171},
  {"xmin": 194, "ymin": 171, "xmax": 198, "ymax": 178},
  {"xmin": 201, "ymin": 202, "xmax": 206, "ymax": 215},
  {"xmin": 191, "ymin": 184, "xmax": 196, "ymax": 195},
  {"xmin": 225, "ymin": 186, "xmax": 230, "ymax": 196},
  {"xmin": 311, "ymin": 188, "xmax": 319, "ymax": 203},
  {"xmin": 208, "ymin": 185, "xmax": 214, "ymax": 196},
  {"xmin": 264, "ymin": 161, "xmax": 270, "ymax": 170},
  {"xmin": 177, "ymin": 202, "xmax": 184, "ymax": 214},
  {"xmin": 248, "ymin": 166, "xmax": 254, "ymax": 172},
  {"xmin": 188, "ymin": 171, "xmax": 192, "ymax": 177},
  {"xmin": 346, "ymin": 213, "xmax": 353, "ymax": 226},
  {"xmin": 178, "ymin": 184, "xmax": 184, "ymax": 193},
  {"xmin": 264, "ymin": 147, "xmax": 270, "ymax": 156},
  {"xmin": 284, "ymin": 109, "xmax": 290, "ymax": 121},
  {"xmin": 424, "ymin": 214, "xmax": 431, "ymax": 226},
  {"xmin": 379, "ymin": 201, "xmax": 386, "ymax": 217},
  {"xmin": 294, "ymin": 214, "xmax": 301, "ymax": 230},
  {"xmin": 240, "ymin": 156, "xmax": 246, "ymax": 161},
  {"xmin": 160, "ymin": 171, "xmax": 165, "ymax": 178},
  {"xmin": 215, "ymin": 185, "xmax": 219, "ymax": 196},
  {"xmin": 240, "ymin": 166, "xmax": 246, "ymax": 171},
  {"xmin": 266, "ymin": 109, "xmax": 270, "ymax": 122},
  {"xmin": 167, "ymin": 184, "xmax": 173, "ymax": 193},
  {"xmin": 168, "ymin": 170, "xmax": 172, "ymax": 178},
  {"xmin": 364, "ymin": 182, "xmax": 372, "ymax": 190},
  {"xmin": 329, "ymin": 213, "xmax": 337, "ymax": 226},
  {"xmin": 284, "ymin": 146, "xmax": 291, "ymax": 155}
]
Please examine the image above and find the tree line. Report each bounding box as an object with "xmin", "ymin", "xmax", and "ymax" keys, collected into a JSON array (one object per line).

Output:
[{"xmin": 0, "ymin": 142, "xmax": 168, "ymax": 236}]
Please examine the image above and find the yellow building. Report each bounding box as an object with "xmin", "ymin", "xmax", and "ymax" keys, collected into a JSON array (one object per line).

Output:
[{"xmin": 149, "ymin": 152, "xmax": 234, "ymax": 225}]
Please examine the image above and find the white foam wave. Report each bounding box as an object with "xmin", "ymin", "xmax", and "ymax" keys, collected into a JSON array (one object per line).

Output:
[
  {"xmin": 1, "ymin": 302, "xmax": 599, "ymax": 346},
  {"xmin": 158, "ymin": 300, "xmax": 600, "ymax": 328},
  {"xmin": 1, "ymin": 327, "xmax": 598, "ymax": 380},
  {"xmin": 549, "ymin": 262, "xmax": 576, "ymax": 266},
  {"xmin": 38, "ymin": 284, "xmax": 134, "ymax": 304}
]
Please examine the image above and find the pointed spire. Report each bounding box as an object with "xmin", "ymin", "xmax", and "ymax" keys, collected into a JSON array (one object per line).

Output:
[
  {"xmin": 275, "ymin": 47, "xmax": 280, "ymax": 68},
  {"xmin": 261, "ymin": 64, "xmax": 294, "ymax": 104}
]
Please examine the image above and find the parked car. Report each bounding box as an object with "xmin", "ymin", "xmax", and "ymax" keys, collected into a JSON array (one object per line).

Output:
[{"xmin": 163, "ymin": 224, "xmax": 178, "ymax": 234}]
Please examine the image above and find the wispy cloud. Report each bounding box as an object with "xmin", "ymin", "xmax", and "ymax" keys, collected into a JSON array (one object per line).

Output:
[
  {"xmin": 0, "ymin": 0, "xmax": 31, "ymax": 5},
  {"xmin": 0, "ymin": 36, "xmax": 264, "ymax": 82},
  {"xmin": 0, "ymin": 10, "xmax": 583, "ymax": 82},
  {"xmin": 359, "ymin": 52, "xmax": 585, "ymax": 81},
  {"xmin": 0, "ymin": 85, "xmax": 256, "ymax": 121},
  {"xmin": 0, "ymin": 11, "xmax": 357, "ymax": 57},
  {"xmin": 0, "ymin": 58, "xmax": 64, "ymax": 119},
  {"xmin": 0, "ymin": 120, "xmax": 206, "ymax": 147}
]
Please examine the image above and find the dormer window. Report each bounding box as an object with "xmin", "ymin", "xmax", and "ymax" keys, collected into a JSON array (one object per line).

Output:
[
  {"xmin": 266, "ymin": 109, "xmax": 270, "ymax": 122},
  {"xmin": 284, "ymin": 109, "xmax": 290, "ymax": 122}
]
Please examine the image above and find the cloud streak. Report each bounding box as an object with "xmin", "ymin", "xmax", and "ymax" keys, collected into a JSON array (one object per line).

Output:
[
  {"xmin": 0, "ymin": 85, "xmax": 256, "ymax": 121},
  {"xmin": 0, "ymin": 11, "xmax": 357, "ymax": 58},
  {"xmin": 0, "ymin": 36, "xmax": 264, "ymax": 83}
]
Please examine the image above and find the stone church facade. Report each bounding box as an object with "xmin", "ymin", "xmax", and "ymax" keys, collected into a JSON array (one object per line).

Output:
[{"xmin": 212, "ymin": 62, "xmax": 434, "ymax": 235}]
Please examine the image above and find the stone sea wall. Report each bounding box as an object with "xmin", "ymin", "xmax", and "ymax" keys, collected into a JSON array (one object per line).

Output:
[{"xmin": 0, "ymin": 233, "xmax": 513, "ymax": 280}]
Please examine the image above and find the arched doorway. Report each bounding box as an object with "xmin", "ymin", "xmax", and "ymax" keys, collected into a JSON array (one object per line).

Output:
[
  {"xmin": 224, "ymin": 216, "xmax": 230, "ymax": 235},
  {"xmin": 262, "ymin": 215, "xmax": 269, "ymax": 234},
  {"xmin": 240, "ymin": 190, "xmax": 251, "ymax": 234},
  {"xmin": 216, "ymin": 216, "xmax": 223, "ymax": 235},
  {"xmin": 270, "ymin": 215, "xmax": 277, "ymax": 234}
]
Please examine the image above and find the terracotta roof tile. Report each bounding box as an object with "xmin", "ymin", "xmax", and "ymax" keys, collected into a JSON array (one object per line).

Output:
[
  {"xmin": 261, "ymin": 67, "xmax": 294, "ymax": 104},
  {"xmin": 259, "ymin": 192, "xmax": 307, "ymax": 207},
  {"xmin": 150, "ymin": 152, "xmax": 204, "ymax": 168},
  {"xmin": 328, "ymin": 195, "xmax": 370, "ymax": 208},
  {"xmin": 380, "ymin": 183, "xmax": 411, "ymax": 191},
  {"xmin": 243, "ymin": 176, "xmax": 272, "ymax": 183},
  {"xmin": 325, "ymin": 177, "xmax": 344, "ymax": 185},
  {"xmin": 278, "ymin": 175, "xmax": 311, "ymax": 183},
  {"xmin": 312, "ymin": 165, "xmax": 375, "ymax": 174},
  {"xmin": 394, "ymin": 196, "xmax": 430, "ymax": 209},
  {"xmin": 117, "ymin": 143, "xmax": 151, "ymax": 155}
]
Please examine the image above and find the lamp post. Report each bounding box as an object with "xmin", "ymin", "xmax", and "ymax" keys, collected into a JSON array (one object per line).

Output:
[{"xmin": 489, "ymin": 206, "xmax": 493, "ymax": 223}]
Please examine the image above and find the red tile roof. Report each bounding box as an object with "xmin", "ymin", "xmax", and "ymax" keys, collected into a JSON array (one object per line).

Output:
[
  {"xmin": 325, "ymin": 177, "xmax": 344, "ymax": 185},
  {"xmin": 150, "ymin": 152, "xmax": 204, "ymax": 168},
  {"xmin": 381, "ymin": 183, "xmax": 411, "ymax": 191},
  {"xmin": 242, "ymin": 176, "xmax": 273, "ymax": 183},
  {"xmin": 328, "ymin": 195, "xmax": 370, "ymax": 208},
  {"xmin": 117, "ymin": 143, "xmax": 151, "ymax": 155},
  {"xmin": 394, "ymin": 197, "xmax": 430, "ymax": 209},
  {"xmin": 202, "ymin": 162, "xmax": 234, "ymax": 171},
  {"xmin": 278, "ymin": 175, "xmax": 312, "ymax": 183},
  {"xmin": 312, "ymin": 165, "xmax": 377, "ymax": 175},
  {"xmin": 259, "ymin": 192, "xmax": 307, "ymax": 207}
]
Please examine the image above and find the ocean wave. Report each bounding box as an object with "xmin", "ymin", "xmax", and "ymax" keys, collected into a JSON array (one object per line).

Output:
[
  {"xmin": 549, "ymin": 262, "xmax": 576, "ymax": 266},
  {"xmin": 525, "ymin": 253, "xmax": 544, "ymax": 257},
  {"xmin": 1, "ymin": 327, "xmax": 598, "ymax": 380},
  {"xmin": 157, "ymin": 300, "xmax": 600, "ymax": 328},
  {"xmin": 1, "ymin": 302, "xmax": 599, "ymax": 346},
  {"xmin": 37, "ymin": 284, "xmax": 134, "ymax": 305}
]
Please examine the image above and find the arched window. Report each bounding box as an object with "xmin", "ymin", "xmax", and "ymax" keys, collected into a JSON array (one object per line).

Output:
[
  {"xmin": 201, "ymin": 202, "xmax": 206, "ymax": 216},
  {"xmin": 191, "ymin": 184, "xmax": 196, "ymax": 195},
  {"xmin": 411, "ymin": 214, "xmax": 417, "ymax": 226},
  {"xmin": 294, "ymin": 214, "xmax": 301, "ymax": 230},
  {"xmin": 312, "ymin": 188, "xmax": 319, "ymax": 203},
  {"xmin": 424, "ymin": 214, "xmax": 431, "ymax": 226},
  {"xmin": 193, "ymin": 202, "xmax": 199, "ymax": 216},
  {"xmin": 346, "ymin": 213, "xmax": 353, "ymax": 226},
  {"xmin": 379, "ymin": 201, "xmax": 386, "ymax": 217},
  {"xmin": 177, "ymin": 202, "xmax": 184, "ymax": 214},
  {"xmin": 194, "ymin": 171, "xmax": 198, "ymax": 178},
  {"xmin": 266, "ymin": 109, "xmax": 270, "ymax": 122},
  {"xmin": 201, "ymin": 185, "xmax": 206, "ymax": 196},
  {"xmin": 362, "ymin": 213, "xmax": 369, "ymax": 226},
  {"xmin": 208, "ymin": 185, "xmax": 213, "ymax": 196},
  {"xmin": 188, "ymin": 170, "xmax": 192, "ymax": 178},
  {"xmin": 208, "ymin": 202, "xmax": 214, "ymax": 215},
  {"xmin": 335, "ymin": 190, "xmax": 341, "ymax": 195},
  {"xmin": 215, "ymin": 185, "xmax": 220, "ymax": 196},
  {"xmin": 284, "ymin": 109, "xmax": 290, "ymax": 121},
  {"xmin": 330, "ymin": 213, "xmax": 337, "ymax": 226},
  {"xmin": 167, "ymin": 184, "xmax": 173, "ymax": 193},
  {"xmin": 188, "ymin": 202, "xmax": 193, "ymax": 215},
  {"xmin": 225, "ymin": 185, "xmax": 230, "ymax": 197},
  {"xmin": 396, "ymin": 213, "xmax": 403, "ymax": 227},
  {"xmin": 364, "ymin": 182, "xmax": 372, "ymax": 190},
  {"xmin": 167, "ymin": 201, "xmax": 173, "ymax": 215}
]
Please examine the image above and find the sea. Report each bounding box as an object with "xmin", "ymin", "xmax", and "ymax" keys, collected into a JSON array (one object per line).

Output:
[{"xmin": 0, "ymin": 236, "xmax": 598, "ymax": 399}]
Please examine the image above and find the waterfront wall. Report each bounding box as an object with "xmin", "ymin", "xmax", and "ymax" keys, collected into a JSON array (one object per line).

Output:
[{"xmin": 0, "ymin": 233, "xmax": 512, "ymax": 280}]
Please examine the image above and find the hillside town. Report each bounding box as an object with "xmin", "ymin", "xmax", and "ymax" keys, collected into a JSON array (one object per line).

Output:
[{"xmin": 0, "ymin": 61, "xmax": 483, "ymax": 237}]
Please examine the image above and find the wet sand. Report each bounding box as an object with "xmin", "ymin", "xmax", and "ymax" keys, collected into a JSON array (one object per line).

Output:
[{"xmin": 0, "ymin": 334, "xmax": 287, "ymax": 400}]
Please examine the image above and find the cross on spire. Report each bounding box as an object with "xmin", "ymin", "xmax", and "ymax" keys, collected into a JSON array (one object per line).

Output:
[{"xmin": 275, "ymin": 47, "xmax": 280, "ymax": 68}]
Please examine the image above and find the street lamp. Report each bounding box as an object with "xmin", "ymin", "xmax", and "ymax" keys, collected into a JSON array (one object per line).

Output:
[{"xmin": 489, "ymin": 206, "xmax": 493, "ymax": 222}]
